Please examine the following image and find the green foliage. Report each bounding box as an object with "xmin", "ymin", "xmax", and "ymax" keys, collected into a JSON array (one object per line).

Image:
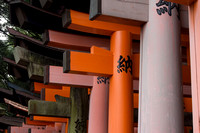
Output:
[
  {"xmin": 13, "ymin": 26, "xmax": 42, "ymax": 41},
  {"xmin": 0, "ymin": 103, "xmax": 15, "ymax": 116}
]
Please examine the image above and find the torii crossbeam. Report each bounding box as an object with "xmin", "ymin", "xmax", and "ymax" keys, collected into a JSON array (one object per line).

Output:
[{"xmin": 63, "ymin": 31, "xmax": 134, "ymax": 133}]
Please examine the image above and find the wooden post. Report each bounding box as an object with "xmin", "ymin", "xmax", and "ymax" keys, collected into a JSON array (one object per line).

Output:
[
  {"xmin": 88, "ymin": 47, "xmax": 110, "ymax": 133},
  {"xmin": 188, "ymin": 1, "xmax": 200, "ymax": 132},
  {"xmin": 63, "ymin": 33, "xmax": 133, "ymax": 133},
  {"xmin": 28, "ymin": 88, "xmax": 89, "ymax": 133},
  {"xmin": 109, "ymin": 31, "xmax": 133, "ymax": 133},
  {"xmin": 138, "ymin": 0, "xmax": 183, "ymax": 132},
  {"xmin": 88, "ymin": 76, "xmax": 109, "ymax": 133},
  {"xmin": 68, "ymin": 87, "xmax": 88, "ymax": 133}
]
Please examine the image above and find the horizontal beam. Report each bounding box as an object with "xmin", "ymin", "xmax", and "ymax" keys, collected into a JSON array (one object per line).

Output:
[
  {"xmin": 90, "ymin": 1, "xmax": 189, "ymax": 29},
  {"xmin": 90, "ymin": 0, "xmax": 148, "ymax": 26},
  {"xmin": 41, "ymin": 87, "xmax": 70, "ymax": 101},
  {"xmin": 45, "ymin": 66, "xmax": 93, "ymax": 88},
  {"xmin": 46, "ymin": 65, "xmax": 191, "ymax": 96},
  {"xmin": 28, "ymin": 99, "xmax": 71, "ymax": 117},
  {"xmin": 166, "ymin": 0, "xmax": 196, "ymax": 5},
  {"xmin": 9, "ymin": 0, "xmax": 64, "ymax": 33},
  {"xmin": 8, "ymin": 28, "xmax": 64, "ymax": 60},
  {"xmin": 0, "ymin": 87, "xmax": 13, "ymax": 95},
  {"xmin": 7, "ymin": 82, "xmax": 40, "ymax": 99},
  {"xmin": 63, "ymin": 50, "xmax": 113, "ymax": 76},
  {"xmin": 13, "ymin": 46, "xmax": 62, "ymax": 66},
  {"xmin": 0, "ymin": 116, "xmax": 24, "ymax": 127},
  {"xmin": 4, "ymin": 98, "xmax": 28, "ymax": 112},
  {"xmin": 44, "ymin": 30, "xmax": 110, "ymax": 51},
  {"xmin": 25, "ymin": 117, "xmax": 54, "ymax": 126},
  {"xmin": 31, "ymin": 116, "xmax": 68, "ymax": 123},
  {"xmin": 63, "ymin": 9, "xmax": 140, "ymax": 39},
  {"xmin": 32, "ymin": 82, "xmax": 62, "ymax": 94}
]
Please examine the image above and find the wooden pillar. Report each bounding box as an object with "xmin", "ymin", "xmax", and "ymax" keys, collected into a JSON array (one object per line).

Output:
[
  {"xmin": 188, "ymin": 0, "xmax": 200, "ymax": 132},
  {"xmin": 68, "ymin": 87, "xmax": 88, "ymax": 133},
  {"xmin": 138, "ymin": 1, "xmax": 184, "ymax": 133},
  {"xmin": 88, "ymin": 76, "xmax": 109, "ymax": 133},
  {"xmin": 109, "ymin": 31, "xmax": 133, "ymax": 133}
]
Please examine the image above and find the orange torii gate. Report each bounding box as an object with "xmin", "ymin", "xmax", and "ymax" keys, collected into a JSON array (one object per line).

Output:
[{"xmin": 63, "ymin": 35, "xmax": 134, "ymax": 133}]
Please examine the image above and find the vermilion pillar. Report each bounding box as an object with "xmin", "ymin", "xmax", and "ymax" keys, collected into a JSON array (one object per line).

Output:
[
  {"xmin": 138, "ymin": 0, "xmax": 184, "ymax": 132},
  {"xmin": 88, "ymin": 76, "xmax": 109, "ymax": 133},
  {"xmin": 109, "ymin": 31, "xmax": 133, "ymax": 133}
]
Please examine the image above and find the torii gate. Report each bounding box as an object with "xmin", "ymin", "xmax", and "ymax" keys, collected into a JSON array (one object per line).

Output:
[
  {"xmin": 61, "ymin": 1, "xmax": 190, "ymax": 133},
  {"xmin": 167, "ymin": 0, "xmax": 200, "ymax": 132}
]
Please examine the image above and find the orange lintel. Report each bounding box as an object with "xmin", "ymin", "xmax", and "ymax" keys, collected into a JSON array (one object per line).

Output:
[
  {"xmin": 65, "ymin": 10, "xmax": 140, "ymax": 38},
  {"xmin": 62, "ymin": 48, "xmax": 190, "ymax": 83},
  {"xmin": 32, "ymin": 116, "xmax": 68, "ymax": 123},
  {"xmin": 25, "ymin": 117, "xmax": 55, "ymax": 126},
  {"xmin": 63, "ymin": 50, "xmax": 113, "ymax": 76},
  {"xmin": 90, "ymin": 46, "xmax": 111, "ymax": 55},
  {"xmin": 166, "ymin": 0, "xmax": 196, "ymax": 5},
  {"xmin": 46, "ymin": 30, "xmax": 110, "ymax": 51},
  {"xmin": 33, "ymin": 82, "xmax": 62, "ymax": 93},
  {"xmin": 42, "ymin": 88, "xmax": 70, "ymax": 102}
]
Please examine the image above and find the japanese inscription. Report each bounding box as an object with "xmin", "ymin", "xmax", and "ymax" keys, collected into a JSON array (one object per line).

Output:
[
  {"xmin": 156, "ymin": 0, "xmax": 179, "ymax": 18},
  {"xmin": 117, "ymin": 55, "xmax": 132, "ymax": 74},
  {"xmin": 97, "ymin": 77, "xmax": 109, "ymax": 84}
]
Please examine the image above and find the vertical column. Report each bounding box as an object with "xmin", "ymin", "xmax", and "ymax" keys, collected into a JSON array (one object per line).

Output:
[
  {"xmin": 109, "ymin": 31, "xmax": 133, "ymax": 133},
  {"xmin": 88, "ymin": 76, "xmax": 109, "ymax": 133},
  {"xmin": 138, "ymin": 0, "xmax": 183, "ymax": 133},
  {"xmin": 68, "ymin": 87, "xmax": 88, "ymax": 133},
  {"xmin": 188, "ymin": 1, "xmax": 200, "ymax": 133}
]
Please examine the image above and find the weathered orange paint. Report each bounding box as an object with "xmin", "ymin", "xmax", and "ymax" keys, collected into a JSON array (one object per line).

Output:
[
  {"xmin": 109, "ymin": 31, "xmax": 133, "ymax": 133},
  {"xmin": 38, "ymin": 87, "xmax": 70, "ymax": 133},
  {"xmin": 43, "ymin": 87, "xmax": 70, "ymax": 101},
  {"xmin": 47, "ymin": 66, "xmax": 93, "ymax": 88},
  {"xmin": 90, "ymin": 46, "xmax": 111, "ymax": 55},
  {"xmin": 25, "ymin": 117, "xmax": 55, "ymax": 126},
  {"xmin": 67, "ymin": 51, "xmax": 113, "ymax": 76},
  {"xmin": 32, "ymin": 116, "xmax": 68, "ymax": 123},
  {"xmin": 33, "ymin": 82, "xmax": 62, "ymax": 93},
  {"xmin": 67, "ymin": 10, "xmax": 140, "ymax": 39},
  {"xmin": 46, "ymin": 30, "xmax": 110, "ymax": 51}
]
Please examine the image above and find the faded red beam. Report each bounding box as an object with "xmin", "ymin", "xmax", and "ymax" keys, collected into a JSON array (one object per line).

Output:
[
  {"xmin": 44, "ymin": 66, "xmax": 93, "ymax": 88},
  {"xmin": 43, "ymin": 30, "xmax": 110, "ymax": 51}
]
